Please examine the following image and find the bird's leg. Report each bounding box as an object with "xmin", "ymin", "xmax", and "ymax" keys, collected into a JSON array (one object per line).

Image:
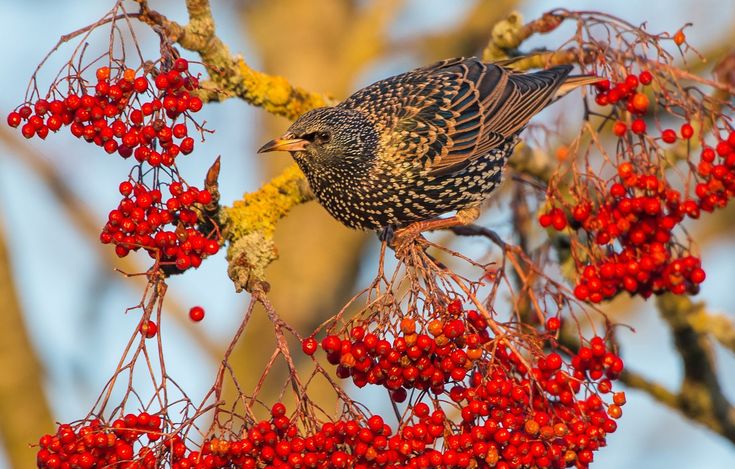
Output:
[
  {"xmin": 391, "ymin": 206, "xmax": 481, "ymax": 252},
  {"xmin": 377, "ymin": 225, "xmax": 395, "ymax": 244}
]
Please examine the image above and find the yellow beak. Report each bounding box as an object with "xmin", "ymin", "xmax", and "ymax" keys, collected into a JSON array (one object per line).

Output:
[{"xmin": 257, "ymin": 137, "xmax": 309, "ymax": 153}]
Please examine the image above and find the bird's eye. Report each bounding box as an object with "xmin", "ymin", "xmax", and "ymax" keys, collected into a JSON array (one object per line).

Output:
[{"xmin": 315, "ymin": 131, "xmax": 331, "ymax": 144}]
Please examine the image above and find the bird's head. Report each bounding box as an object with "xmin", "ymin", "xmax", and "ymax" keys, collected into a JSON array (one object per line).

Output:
[{"xmin": 258, "ymin": 107, "xmax": 378, "ymax": 169}]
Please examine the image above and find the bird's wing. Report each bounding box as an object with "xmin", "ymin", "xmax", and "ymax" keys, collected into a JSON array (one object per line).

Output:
[{"xmin": 340, "ymin": 58, "xmax": 573, "ymax": 176}]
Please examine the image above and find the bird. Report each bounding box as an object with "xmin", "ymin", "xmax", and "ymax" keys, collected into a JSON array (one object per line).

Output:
[{"xmin": 258, "ymin": 57, "xmax": 599, "ymax": 244}]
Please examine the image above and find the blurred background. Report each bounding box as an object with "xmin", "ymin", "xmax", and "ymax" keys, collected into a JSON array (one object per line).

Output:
[{"xmin": 1, "ymin": 0, "xmax": 735, "ymax": 468}]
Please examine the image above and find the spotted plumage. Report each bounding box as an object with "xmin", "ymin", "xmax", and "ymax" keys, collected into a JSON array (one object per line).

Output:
[{"xmin": 259, "ymin": 57, "xmax": 596, "ymax": 230}]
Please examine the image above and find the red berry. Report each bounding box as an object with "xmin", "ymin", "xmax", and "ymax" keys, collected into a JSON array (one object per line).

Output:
[
  {"xmin": 189, "ymin": 306, "xmax": 205, "ymax": 322},
  {"xmin": 18, "ymin": 105, "xmax": 32, "ymax": 119},
  {"xmin": 545, "ymin": 317, "xmax": 561, "ymax": 332},
  {"xmin": 21, "ymin": 123, "xmax": 35, "ymax": 138},
  {"xmin": 188, "ymin": 97, "xmax": 203, "ymax": 112},
  {"xmin": 134, "ymin": 77, "xmax": 149, "ymax": 93},
  {"xmin": 631, "ymin": 93, "xmax": 649, "ymax": 113},
  {"xmin": 690, "ymin": 268, "xmax": 706, "ymax": 284},
  {"xmin": 140, "ymin": 320, "xmax": 157, "ymax": 338},
  {"xmin": 639, "ymin": 70, "xmax": 653, "ymax": 85},
  {"xmin": 7, "ymin": 111, "xmax": 21, "ymax": 127},
  {"xmin": 661, "ymin": 129, "xmax": 677, "ymax": 143},
  {"xmin": 631, "ymin": 119, "xmax": 646, "ymax": 134},
  {"xmin": 119, "ymin": 181, "xmax": 133, "ymax": 196},
  {"xmin": 302, "ymin": 337, "xmax": 318, "ymax": 355},
  {"xmin": 154, "ymin": 74, "xmax": 168, "ymax": 90},
  {"xmin": 174, "ymin": 58, "xmax": 189, "ymax": 72},
  {"xmin": 680, "ymin": 123, "xmax": 694, "ymax": 139},
  {"xmin": 612, "ymin": 121, "xmax": 627, "ymax": 137}
]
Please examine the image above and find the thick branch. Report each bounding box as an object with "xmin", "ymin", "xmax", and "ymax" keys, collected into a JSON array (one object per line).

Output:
[
  {"xmin": 482, "ymin": 11, "xmax": 564, "ymax": 61},
  {"xmin": 656, "ymin": 294, "xmax": 735, "ymax": 442},
  {"xmin": 222, "ymin": 164, "xmax": 314, "ymax": 292},
  {"xmin": 137, "ymin": 0, "xmax": 332, "ymax": 119}
]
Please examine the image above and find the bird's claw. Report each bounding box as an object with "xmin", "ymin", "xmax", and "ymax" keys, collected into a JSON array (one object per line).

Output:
[{"xmin": 390, "ymin": 225, "xmax": 425, "ymax": 254}]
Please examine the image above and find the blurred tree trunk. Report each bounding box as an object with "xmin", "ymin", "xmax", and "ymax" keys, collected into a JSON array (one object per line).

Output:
[
  {"xmin": 0, "ymin": 218, "xmax": 54, "ymax": 467},
  {"xmin": 224, "ymin": 0, "xmax": 387, "ymax": 401},
  {"xmin": 221, "ymin": 0, "xmax": 520, "ymax": 407}
]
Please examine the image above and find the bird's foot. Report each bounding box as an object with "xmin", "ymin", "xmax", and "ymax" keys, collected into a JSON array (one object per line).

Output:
[{"xmin": 390, "ymin": 224, "xmax": 426, "ymax": 254}]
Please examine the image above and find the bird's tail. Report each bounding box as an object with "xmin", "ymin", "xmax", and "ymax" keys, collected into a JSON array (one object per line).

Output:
[
  {"xmin": 554, "ymin": 74, "xmax": 605, "ymax": 99},
  {"xmin": 491, "ymin": 54, "xmax": 604, "ymax": 99}
]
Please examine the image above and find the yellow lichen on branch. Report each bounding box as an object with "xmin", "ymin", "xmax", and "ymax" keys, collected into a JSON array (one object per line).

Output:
[
  {"xmin": 137, "ymin": 0, "xmax": 332, "ymax": 120},
  {"xmin": 222, "ymin": 164, "xmax": 314, "ymax": 292},
  {"xmin": 232, "ymin": 60, "xmax": 330, "ymax": 120},
  {"xmin": 482, "ymin": 11, "xmax": 564, "ymax": 62}
]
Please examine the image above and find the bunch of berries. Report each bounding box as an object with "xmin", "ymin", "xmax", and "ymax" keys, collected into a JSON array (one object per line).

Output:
[
  {"xmin": 298, "ymin": 300, "xmax": 625, "ymax": 468},
  {"xmin": 100, "ymin": 180, "xmax": 219, "ymax": 270},
  {"xmin": 540, "ymin": 163, "xmax": 706, "ymax": 301},
  {"xmin": 36, "ymin": 412, "xmax": 163, "ymax": 469},
  {"xmin": 8, "ymin": 58, "xmax": 221, "ymax": 272},
  {"xmin": 308, "ymin": 300, "xmax": 491, "ymax": 399},
  {"xmin": 7, "ymin": 58, "xmax": 202, "ymax": 164}
]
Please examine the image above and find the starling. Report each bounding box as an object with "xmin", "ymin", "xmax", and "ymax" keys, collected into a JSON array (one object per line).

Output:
[{"xmin": 259, "ymin": 57, "xmax": 598, "ymax": 236}]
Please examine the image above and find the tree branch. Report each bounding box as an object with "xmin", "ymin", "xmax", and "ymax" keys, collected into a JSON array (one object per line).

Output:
[
  {"xmin": 221, "ymin": 164, "xmax": 314, "ymax": 292},
  {"xmin": 136, "ymin": 0, "xmax": 333, "ymax": 119},
  {"xmin": 656, "ymin": 294, "xmax": 735, "ymax": 441}
]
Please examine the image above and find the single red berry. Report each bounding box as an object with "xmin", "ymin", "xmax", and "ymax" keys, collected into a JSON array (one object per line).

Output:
[
  {"xmin": 594, "ymin": 79, "xmax": 610, "ymax": 92},
  {"xmin": 154, "ymin": 74, "xmax": 169, "ymax": 90},
  {"xmin": 639, "ymin": 70, "xmax": 653, "ymax": 85},
  {"xmin": 134, "ymin": 77, "xmax": 149, "ymax": 93},
  {"xmin": 680, "ymin": 123, "xmax": 694, "ymax": 139},
  {"xmin": 189, "ymin": 306, "xmax": 205, "ymax": 322},
  {"xmin": 18, "ymin": 105, "xmax": 32, "ymax": 119},
  {"xmin": 173, "ymin": 58, "xmax": 189, "ymax": 72},
  {"xmin": 203, "ymin": 239, "xmax": 219, "ymax": 255},
  {"xmin": 631, "ymin": 118, "xmax": 646, "ymax": 134},
  {"xmin": 661, "ymin": 129, "xmax": 677, "ymax": 143},
  {"xmin": 538, "ymin": 213, "xmax": 552, "ymax": 228},
  {"xmin": 188, "ymin": 97, "xmax": 203, "ymax": 112},
  {"xmin": 7, "ymin": 111, "xmax": 21, "ymax": 127},
  {"xmin": 119, "ymin": 181, "xmax": 133, "ymax": 196},
  {"xmin": 690, "ymin": 268, "xmax": 706, "ymax": 284},
  {"xmin": 21, "ymin": 123, "xmax": 35, "ymax": 138},
  {"xmin": 140, "ymin": 320, "xmax": 157, "ymax": 338},
  {"xmin": 545, "ymin": 317, "xmax": 561, "ymax": 332},
  {"xmin": 180, "ymin": 137, "xmax": 195, "ymax": 154},
  {"xmin": 302, "ymin": 337, "xmax": 318, "ymax": 356},
  {"xmin": 624, "ymin": 74, "xmax": 639, "ymax": 90},
  {"xmin": 612, "ymin": 121, "xmax": 627, "ymax": 137},
  {"xmin": 631, "ymin": 93, "xmax": 649, "ymax": 113}
]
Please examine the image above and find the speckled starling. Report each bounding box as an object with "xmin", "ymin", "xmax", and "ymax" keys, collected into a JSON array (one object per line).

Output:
[{"xmin": 259, "ymin": 57, "xmax": 598, "ymax": 233}]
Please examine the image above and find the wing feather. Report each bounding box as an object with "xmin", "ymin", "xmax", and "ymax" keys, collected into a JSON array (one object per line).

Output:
[{"xmin": 339, "ymin": 58, "xmax": 575, "ymax": 176}]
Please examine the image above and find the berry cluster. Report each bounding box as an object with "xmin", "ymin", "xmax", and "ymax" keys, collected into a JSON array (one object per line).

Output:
[
  {"xmin": 593, "ymin": 70, "xmax": 697, "ymax": 147},
  {"xmin": 310, "ymin": 300, "xmax": 491, "ymax": 399},
  {"xmin": 8, "ymin": 58, "xmax": 221, "ymax": 272},
  {"xmin": 34, "ymin": 302, "xmax": 626, "ymax": 468},
  {"xmin": 36, "ymin": 412, "xmax": 162, "ymax": 469},
  {"xmin": 298, "ymin": 301, "xmax": 625, "ymax": 468},
  {"xmin": 696, "ymin": 134, "xmax": 735, "ymax": 212},
  {"xmin": 100, "ymin": 180, "xmax": 219, "ymax": 270},
  {"xmin": 593, "ymin": 71, "xmax": 653, "ymax": 137},
  {"xmin": 7, "ymin": 58, "xmax": 202, "ymax": 164},
  {"xmin": 541, "ymin": 164, "xmax": 707, "ymax": 301}
]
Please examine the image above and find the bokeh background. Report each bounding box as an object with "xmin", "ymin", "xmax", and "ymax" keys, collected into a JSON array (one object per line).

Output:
[{"xmin": 2, "ymin": 0, "xmax": 735, "ymax": 468}]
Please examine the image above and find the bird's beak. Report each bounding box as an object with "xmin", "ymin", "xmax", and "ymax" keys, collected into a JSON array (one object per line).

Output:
[{"xmin": 257, "ymin": 137, "xmax": 309, "ymax": 154}]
